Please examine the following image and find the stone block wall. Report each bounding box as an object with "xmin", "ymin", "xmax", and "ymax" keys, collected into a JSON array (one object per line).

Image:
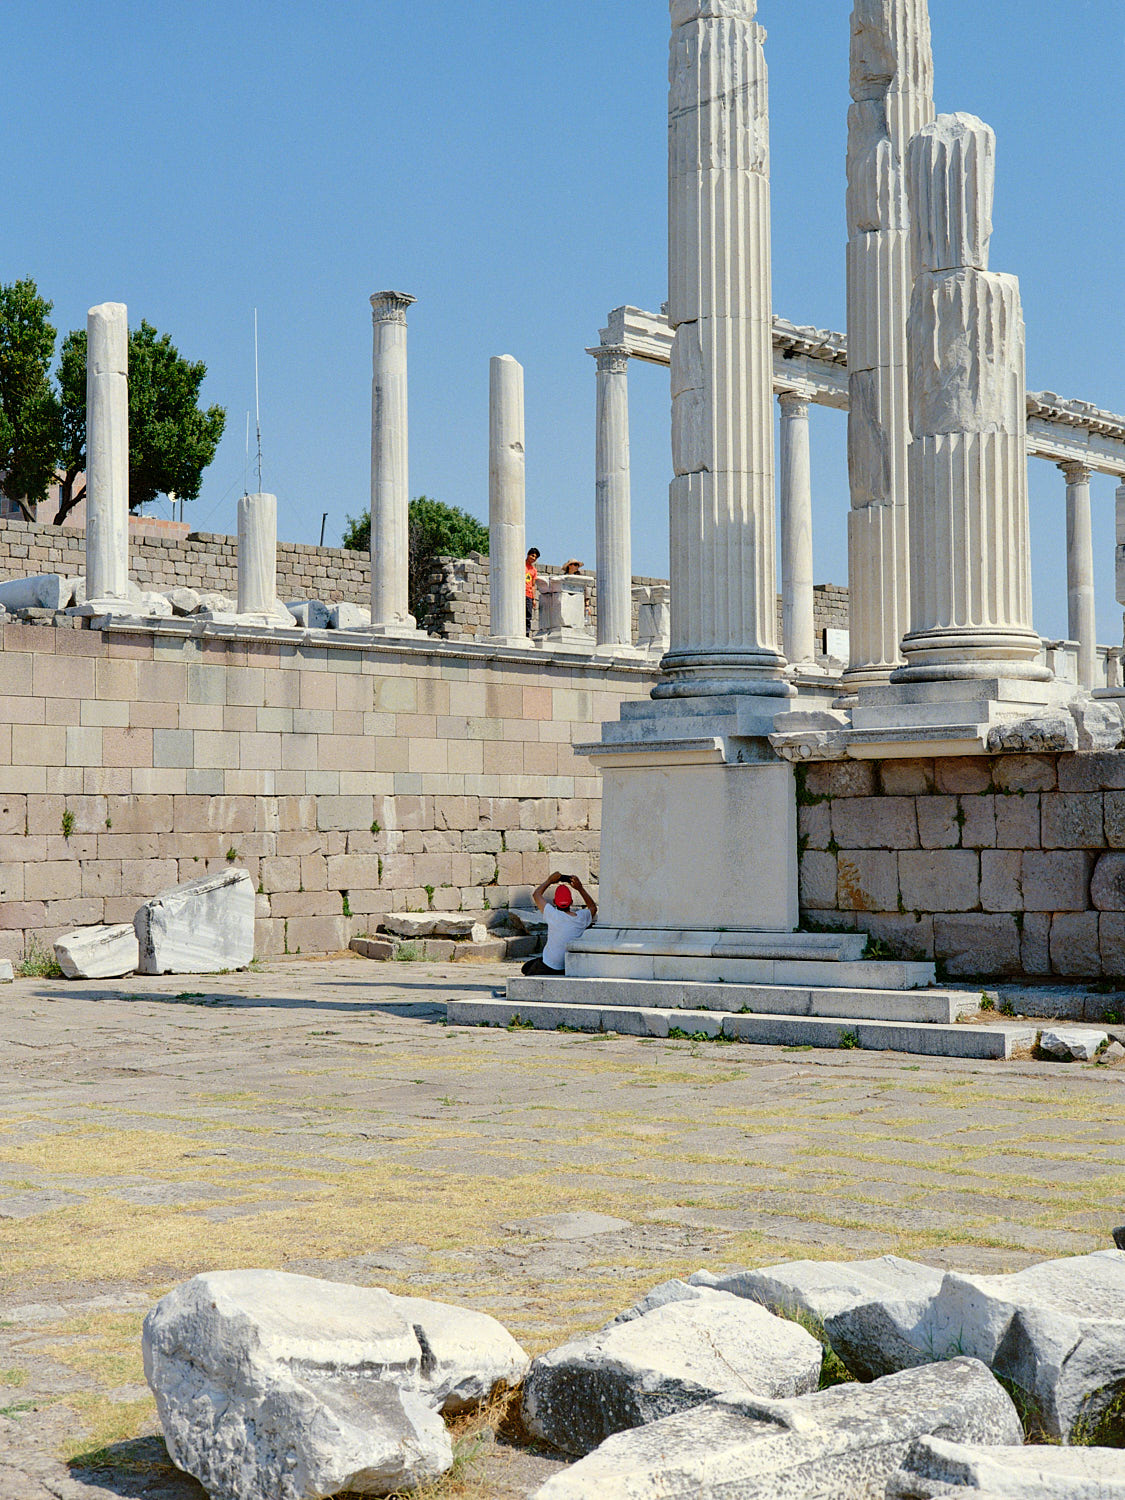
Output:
[
  {"xmin": 0, "ymin": 617, "xmax": 655, "ymax": 964},
  {"xmin": 798, "ymin": 752, "xmax": 1125, "ymax": 980}
]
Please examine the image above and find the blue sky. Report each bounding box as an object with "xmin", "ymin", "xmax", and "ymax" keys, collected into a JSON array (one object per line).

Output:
[{"xmin": 8, "ymin": 1, "xmax": 1124, "ymax": 641}]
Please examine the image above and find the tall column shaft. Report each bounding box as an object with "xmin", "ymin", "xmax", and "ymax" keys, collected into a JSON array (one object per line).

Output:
[
  {"xmin": 489, "ymin": 355, "xmax": 526, "ymax": 642},
  {"xmin": 237, "ymin": 491, "xmax": 277, "ymax": 616},
  {"xmin": 779, "ymin": 394, "xmax": 815, "ymax": 665},
  {"xmin": 370, "ymin": 291, "xmax": 416, "ymax": 631},
  {"xmin": 842, "ymin": 0, "xmax": 935, "ymax": 692},
  {"xmin": 85, "ymin": 302, "xmax": 130, "ymax": 602},
  {"xmin": 1063, "ymin": 462, "xmax": 1096, "ymax": 688},
  {"xmin": 590, "ymin": 344, "xmax": 633, "ymax": 650},
  {"xmin": 661, "ymin": 0, "xmax": 786, "ymax": 698},
  {"xmin": 897, "ymin": 114, "xmax": 1045, "ymax": 684}
]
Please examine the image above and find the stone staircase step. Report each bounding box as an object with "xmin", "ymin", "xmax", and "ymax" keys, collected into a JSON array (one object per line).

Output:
[
  {"xmin": 566, "ymin": 950, "xmax": 937, "ymax": 991},
  {"xmin": 506, "ymin": 976, "xmax": 994, "ymax": 1025},
  {"xmin": 445, "ymin": 998, "xmax": 1037, "ymax": 1061}
]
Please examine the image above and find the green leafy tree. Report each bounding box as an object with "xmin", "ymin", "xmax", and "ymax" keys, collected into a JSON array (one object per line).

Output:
[
  {"xmin": 0, "ymin": 279, "xmax": 61, "ymax": 520},
  {"xmin": 53, "ymin": 320, "xmax": 226, "ymax": 524},
  {"xmin": 342, "ymin": 496, "xmax": 489, "ymax": 615}
]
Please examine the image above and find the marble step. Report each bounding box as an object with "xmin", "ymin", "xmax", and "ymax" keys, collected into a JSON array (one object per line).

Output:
[
  {"xmin": 506, "ymin": 976, "xmax": 994, "ymax": 1026},
  {"xmin": 445, "ymin": 998, "xmax": 1036, "ymax": 1062},
  {"xmin": 565, "ymin": 947, "xmax": 936, "ymax": 991}
]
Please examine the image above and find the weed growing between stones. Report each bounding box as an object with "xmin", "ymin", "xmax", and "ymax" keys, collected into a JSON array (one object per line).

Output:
[
  {"xmin": 980, "ymin": 994, "xmax": 996, "ymax": 1011},
  {"xmin": 395, "ymin": 944, "xmax": 420, "ymax": 962},
  {"xmin": 506, "ymin": 1014, "xmax": 534, "ymax": 1031},
  {"xmin": 1071, "ymin": 1386, "xmax": 1125, "ymax": 1447},
  {"xmin": 773, "ymin": 1305, "xmax": 855, "ymax": 1391},
  {"xmin": 16, "ymin": 936, "xmax": 62, "ymax": 979},
  {"xmin": 60, "ymin": 808, "xmax": 75, "ymax": 839},
  {"xmin": 838, "ymin": 1029, "xmax": 861, "ymax": 1050}
]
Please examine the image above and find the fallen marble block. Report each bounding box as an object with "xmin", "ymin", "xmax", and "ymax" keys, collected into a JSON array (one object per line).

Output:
[
  {"xmin": 985, "ymin": 715, "xmax": 1079, "ymax": 755},
  {"xmin": 824, "ymin": 1250, "xmax": 1125, "ymax": 1440},
  {"xmin": 0, "ymin": 573, "xmax": 77, "ymax": 611},
  {"xmin": 54, "ymin": 924, "xmax": 139, "ymax": 979},
  {"xmin": 350, "ymin": 936, "xmax": 394, "ymax": 961},
  {"xmin": 1070, "ymin": 699, "xmax": 1125, "ymax": 753},
  {"xmin": 690, "ymin": 1254, "xmax": 944, "ymax": 1328},
  {"xmin": 330, "ymin": 601, "xmax": 371, "ymax": 629},
  {"xmin": 0, "ymin": 960, "xmax": 12, "ymax": 982},
  {"xmin": 165, "ymin": 586, "xmax": 202, "ymax": 616},
  {"xmin": 887, "ymin": 1433, "xmax": 1125, "ymax": 1497},
  {"xmin": 521, "ymin": 1284, "xmax": 822, "ymax": 1457},
  {"xmin": 287, "ymin": 599, "xmax": 331, "ymax": 630},
  {"xmin": 193, "ymin": 591, "xmax": 237, "ymax": 614},
  {"xmin": 1039, "ymin": 1028, "xmax": 1108, "ymax": 1062},
  {"xmin": 143, "ymin": 1269, "xmax": 528, "ymax": 1500},
  {"xmin": 531, "ymin": 1357, "xmax": 1022, "ymax": 1500},
  {"xmin": 134, "ymin": 869, "xmax": 256, "ymax": 975},
  {"xmin": 1100, "ymin": 1040, "xmax": 1125, "ymax": 1064},
  {"xmin": 382, "ymin": 912, "xmax": 486, "ymax": 941}
]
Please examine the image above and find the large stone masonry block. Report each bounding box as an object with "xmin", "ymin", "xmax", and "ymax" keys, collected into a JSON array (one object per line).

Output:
[
  {"xmin": 862, "ymin": 913, "xmax": 934, "ymax": 961},
  {"xmin": 995, "ymin": 793, "xmax": 1040, "ymax": 848},
  {"xmin": 1057, "ymin": 750, "xmax": 1125, "ymax": 792},
  {"xmin": 1050, "ymin": 912, "xmax": 1101, "ymax": 977},
  {"xmin": 992, "ymin": 755, "xmax": 1057, "ymax": 794},
  {"xmin": 899, "ymin": 851, "xmax": 980, "ymax": 913},
  {"xmin": 934, "ymin": 914, "xmax": 1021, "ymax": 978},
  {"xmin": 1021, "ymin": 851, "xmax": 1093, "ymax": 912},
  {"xmin": 958, "ymin": 796, "xmax": 996, "ymax": 849},
  {"xmin": 135, "ymin": 869, "xmax": 256, "ymax": 974},
  {"xmin": 934, "ymin": 758, "xmax": 992, "ymax": 795},
  {"xmin": 1091, "ymin": 853, "xmax": 1125, "ymax": 911},
  {"xmin": 879, "ymin": 760, "xmax": 935, "ymax": 796},
  {"xmin": 916, "ymin": 797, "xmax": 960, "ymax": 850},
  {"xmin": 803, "ymin": 761, "xmax": 876, "ymax": 800},
  {"xmin": 799, "ymin": 852, "xmax": 838, "ymax": 911},
  {"xmin": 798, "ymin": 801, "xmax": 832, "ymax": 851},
  {"xmin": 1040, "ymin": 793, "xmax": 1104, "ymax": 850},
  {"xmin": 832, "ymin": 797, "xmax": 919, "ymax": 850},
  {"xmin": 980, "ymin": 851, "xmax": 1022, "ymax": 913},
  {"xmin": 1097, "ymin": 914, "xmax": 1125, "ymax": 976},
  {"xmin": 283, "ymin": 915, "xmax": 351, "ymax": 954},
  {"xmin": 1021, "ymin": 912, "xmax": 1051, "ymax": 976},
  {"xmin": 1103, "ymin": 792, "xmax": 1125, "ymax": 848},
  {"xmin": 836, "ymin": 851, "xmax": 899, "ymax": 913}
]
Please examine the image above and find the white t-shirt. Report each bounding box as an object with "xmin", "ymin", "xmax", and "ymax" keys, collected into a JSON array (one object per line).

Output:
[{"xmin": 542, "ymin": 904, "xmax": 593, "ymax": 972}]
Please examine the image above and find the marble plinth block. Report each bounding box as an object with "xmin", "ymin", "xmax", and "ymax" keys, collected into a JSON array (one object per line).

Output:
[
  {"xmin": 488, "ymin": 355, "xmax": 527, "ymax": 645},
  {"xmin": 237, "ymin": 492, "xmax": 277, "ymax": 617},
  {"xmin": 536, "ymin": 575, "xmax": 593, "ymax": 650}
]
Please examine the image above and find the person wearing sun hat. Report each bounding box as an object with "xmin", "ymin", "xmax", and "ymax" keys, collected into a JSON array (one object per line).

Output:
[{"xmin": 521, "ymin": 870, "xmax": 597, "ymax": 976}]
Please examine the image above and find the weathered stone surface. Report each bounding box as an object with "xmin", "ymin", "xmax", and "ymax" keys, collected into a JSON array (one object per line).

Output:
[
  {"xmin": 934, "ymin": 914, "xmax": 1021, "ymax": 978},
  {"xmin": 690, "ymin": 1254, "xmax": 943, "ymax": 1326},
  {"xmin": 521, "ymin": 1284, "xmax": 822, "ymax": 1458},
  {"xmin": 899, "ymin": 851, "xmax": 979, "ymax": 912},
  {"xmin": 935, "ymin": 758, "xmax": 992, "ymax": 795},
  {"xmin": 986, "ymin": 717, "xmax": 1077, "ymax": 755},
  {"xmin": 1041, "ymin": 793, "xmax": 1104, "ymax": 850},
  {"xmin": 330, "ymin": 601, "xmax": 371, "ymax": 629},
  {"xmin": 836, "ymin": 851, "xmax": 898, "ymax": 913},
  {"xmin": 1050, "ymin": 911, "xmax": 1102, "ymax": 978},
  {"xmin": 1039, "ymin": 1028, "xmax": 1109, "ymax": 1062},
  {"xmin": 135, "ymin": 869, "xmax": 256, "ymax": 975},
  {"xmin": 1092, "ymin": 853, "xmax": 1125, "ymax": 911},
  {"xmin": 0, "ymin": 960, "xmax": 12, "ymax": 982},
  {"xmin": 350, "ymin": 936, "xmax": 393, "ymax": 961},
  {"xmin": 1071, "ymin": 701, "xmax": 1125, "ymax": 754},
  {"xmin": 165, "ymin": 586, "xmax": 202, "ymax": 616},
  {"xmin": 1021, "ymin": 851, "xmax": 1092, "ymax": 912},
  {"xmin": 144, "ymin": 1270, "xmax": 529, "ymax": 1500},
  {"xmin": 287, "ymin": 599, "xmax": 331, "ymax": 630},
  {"xmin": 800, "ymin": 850, "xmax": 838, "ymax": 909},
  {"xmin": 54, "ymin": 924, "xmax": 139, "ymax": 979},
  {"xmin": 992, "ymin": 755, "xmax": 1058, "ymax": 793},
  {"xmin": 531, "ymin": 1358, "xmax": 1021, "ymax": 1500},
  {"xmin": 1101, "ymin": 1041, "xmax": 1125, "ymax": 1064},
  {"xmin": 0, "ymin": 574, "xmax": 77, "ymax": 611},
  {"xmin": 833, "ymin": 797, "xmax": 919, "ymax": 850},
  {"xmin": 824, "ymin": 1250, "xmax": 1125, "ymax": 1441},
  {"xmin": 382, "ymin": 912, "xmax": 485, "ymax": 940},
  {"xmin": 916, "ymin": 796, "xmax": 960, "ymax": 850},
  {"xmin": 887, "ymin": 1434, "xmax": 1125, "ymax": 1497}
]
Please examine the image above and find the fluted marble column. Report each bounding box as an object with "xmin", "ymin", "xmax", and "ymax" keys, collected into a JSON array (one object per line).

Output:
[
  {"xmin": 896, "ymin": 114, "xmax": 1045, "ymax": 684},
  {"xmin": 489, "ymin": 355, "xmax": 526, "ymax": 643},
  {"xmin": 779, "ymin": 394, "xmax": 815, "ymax": 666},
  {"xmin": 1115, "ymin": 482, "xmax": 1125, "ymax": 613},
  {"xmin": 370, "ymin": 291, "xmax": 418, "ymax": 634},
  {"xmin": 1062, "ymin": 462, "xmax": 1096, "ymax": 689},
  {"xmin": 590, "ymin": 343, "xmax": 633, "ymax": 651},
  {"xmin": 660, "ymin": 0, "xmax": 787, "ymax": 698},
  {"xmin": 85, "ymin": 302, "xmax": 130, "ymax": 606},
  {"xmin": 237, "ymin": 492, "xmax": 277, "ymax": 616},
  {"xmin": 841, "ymin": 0, "xmax": 935, "ymax": 694}
]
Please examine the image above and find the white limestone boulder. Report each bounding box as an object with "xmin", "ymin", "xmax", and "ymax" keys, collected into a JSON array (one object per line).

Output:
[
  {"xmin": 143, "ymin": 1270, "xmax": 528, "ymax": 1500},
  {"xmin": 1039, "ymin": 1028, "xmax": 1109, "ymax": 1062},
  {"xmin": 887, "ymin": 1434, "xmax": 1125, "ymax": 1497},
  {"xmin": 531, "ymin": 1358, "xmax": 1022, "ymax": 1500},
  {"xmin": 54, "ymin": 924, "xmax": 139, "ymax": 979},
  {"xmin": 823, "ymin": 1250, "xmax": 1125, "ymax": 1441},
  {"xmin": 520, "ymin": 1284, "xmax": 822, "ymax": 1458},
  {"xmin": 0, "ymin": 574, "xmax": 77, "ymax": 611},
  {"xmin": 330, "ymin": 601, "xmax": 371, "ymax": 629},
  {"xmin": 287, "ymin": 599, "xmax": 331, "ymax": 630},
  {"xmin": 0, "ymin": 960, "xmax": 12, "ymax": 983},
  {"xmin": 135, "ymin": 590, "xmax": 174, "ymax": 618},
  {"xmin": 193, "ymin": 591, "xmax": 237, "ymax": 614},
  {"xmin": 134, "ymin": 869, "xmax": 256, "ymax": 975},
  {"xmin": 164, "ymin": 586, "xmax": 202, "ymax": 616},
  {"xmin": 689, "ymin": 1254, "xmax": 944, "ymax": 1327},
  {"xmin": 381, "ymin": 912, "xmax": 487, "ymax": 940},
  {"xmin": 1070, "ymin": 699, "xmax": 1125, "ymax": 753}
]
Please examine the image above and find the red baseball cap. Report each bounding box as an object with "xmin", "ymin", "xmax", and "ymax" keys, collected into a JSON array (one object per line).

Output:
[{"xmin": 554, "ymin": 884, "xmax": 573, "ymax": 908}]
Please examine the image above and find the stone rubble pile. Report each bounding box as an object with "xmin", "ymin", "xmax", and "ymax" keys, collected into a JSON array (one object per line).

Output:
[
  {"xmin": 140, "ymin": 1250, "xmax": 1125, "ymax": 1500},
  {"xmin": 349, "ymin": 909, "xmax": 543, "ymax": 963}
]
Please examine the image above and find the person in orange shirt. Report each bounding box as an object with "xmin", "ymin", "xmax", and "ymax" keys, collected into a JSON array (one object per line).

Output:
[{"xmin": 525, "ymin": 547, "xmax": 540, "ymax": 635}]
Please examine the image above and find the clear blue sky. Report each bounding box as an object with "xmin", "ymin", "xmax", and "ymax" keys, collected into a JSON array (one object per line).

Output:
[{"xmin": 9, "ymin": 1, "xmax": 1124, "ymax": 642}]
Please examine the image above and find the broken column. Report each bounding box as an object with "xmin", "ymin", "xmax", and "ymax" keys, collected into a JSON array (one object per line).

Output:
[
  {"xmin": 488, "ymin": 354, "xmax": 527, "ymax": 644},
  {"xmin": 590, "ymin": 343, "xmax": 634, "ymax": 653},
  {"xmin": 840, "ymin": 0, "xmax": 935, "ymax": 694},
  {"xmin": 1062, "ymin": 462, "xmax": 1097, "ymax": 688},
  {"xmin": 661, "ymin": 0, "xmax": 787, "ymax": 699},
  {"xmin": 369, "ymin": 291, "xmax": 420, "ymax": 636},
  {"xmin": 778, "ymin": 393, "xmax": 816, "ymax": 666},
  {"xmin": 84, "ymin": 302, "xmax": 132, "ymax": 611},
  {"xmin": 897, "ymin": 115, "xmax": 1044, "ymax": 686},
  {"xmin": 237, "ymin": 492, "xmax": 277, "ymax": 617}
]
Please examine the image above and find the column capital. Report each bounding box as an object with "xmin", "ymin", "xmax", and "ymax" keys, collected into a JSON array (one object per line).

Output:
[
  {"xmin": 1060, "ymin": 460, "xmax": 1093, "ymax": 485},
  {"xmin": 777, "ymin": 391, "xmax": 811, "ymax": 418},
  {"xmin": 587, "ymin": 343, "xmax": 630, "ymax": 374},
  {"xmin": 370, "ymin": 290, "xmax": 416, "ymax": 324}
]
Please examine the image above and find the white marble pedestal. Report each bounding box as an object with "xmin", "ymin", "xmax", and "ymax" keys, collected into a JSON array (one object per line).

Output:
[{"xmin": 535, "ymin": 575, "xmax": 594, "ymax": 652}]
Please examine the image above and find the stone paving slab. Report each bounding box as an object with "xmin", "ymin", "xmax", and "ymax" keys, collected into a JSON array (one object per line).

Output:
[{"xmin": 0, "ymin": 956, "xmax": 1122, "ymax": 1497}]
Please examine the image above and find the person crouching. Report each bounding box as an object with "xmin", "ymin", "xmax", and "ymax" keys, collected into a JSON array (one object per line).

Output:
[{"xmin": 521, "ymin": 871, "xmax": 596, "ymax": 976}]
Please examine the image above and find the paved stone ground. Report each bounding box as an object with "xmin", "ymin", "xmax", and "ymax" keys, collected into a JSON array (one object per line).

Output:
[{"xmin": 1, "ymin": 955, "xmax": 1123, "ymax": 1498}]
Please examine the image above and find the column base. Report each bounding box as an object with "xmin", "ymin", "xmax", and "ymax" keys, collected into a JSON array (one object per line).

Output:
[
  {"xmin": 847, "ymin": 672, "xmax": 1074, "ymax": 758},
  {"xmin": 653, "ymin": 647, "xmax": 793, "ymax": 702}
]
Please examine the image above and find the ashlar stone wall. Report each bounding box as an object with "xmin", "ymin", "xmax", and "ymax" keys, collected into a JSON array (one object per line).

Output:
[
  {"xmin": 0, "ymin": 617, "xmax": 655, "ymax": 964},
  {"xmin": 798, "ymin": 753, "xmax": 1125, "ymax": 980}
]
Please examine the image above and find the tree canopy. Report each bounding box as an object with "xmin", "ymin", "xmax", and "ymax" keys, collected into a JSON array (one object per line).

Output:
[
  {"xmin": 54, "ymin": 320, "xmax": 226, "ymax": 524},
  {"xmin": 0, "ymin": 280, "xmax": 62, "ymax": 520},
  {"xmin": 343, "ymin": 496, "xmax": 489, "ymax": 614}
]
